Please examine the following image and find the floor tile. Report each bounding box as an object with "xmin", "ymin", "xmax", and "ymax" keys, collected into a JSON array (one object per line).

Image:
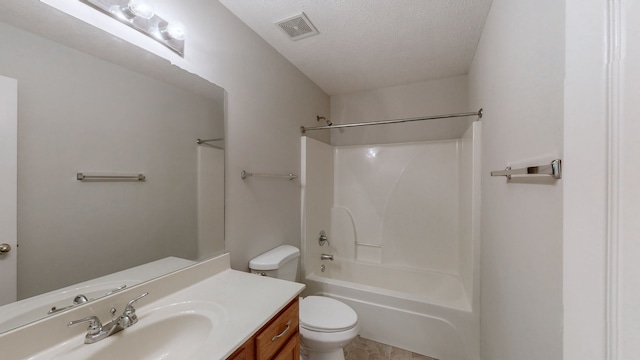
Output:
[{"xmin": 344, "ymin": 336, "xmax": 438, "ymax": 360}]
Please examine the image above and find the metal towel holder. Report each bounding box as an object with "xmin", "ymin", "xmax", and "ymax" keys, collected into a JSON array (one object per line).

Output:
[
  {"xmin": 241, "ymin": 170, "xmax": 298, "ymax": 181},
  {"xmin": 491, "ymin": 159, "xmax": 562, "ymax": 180},
  {"xmin": 77, "ymin": 173, "xmax": 146, "ymax": 181}
]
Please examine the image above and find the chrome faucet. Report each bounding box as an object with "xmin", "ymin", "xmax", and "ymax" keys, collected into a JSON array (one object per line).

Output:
[
  {"xmin": 74, "ymin": 294, "xmax": 89, "ymax": 305},
  {"xmin": 47, "ymin": 294, "xmax": 90, "ymax": 315},
  {"xmin": 320, "ymin": 253, "xmax": 334, "ymax": 261},
  {"xmin": 68, "ymin": 292, "xmax": 148, "ymax": 344},
  {"xmin": 318, "ymin": 230, "xmax": 329, "ymax": 246}
]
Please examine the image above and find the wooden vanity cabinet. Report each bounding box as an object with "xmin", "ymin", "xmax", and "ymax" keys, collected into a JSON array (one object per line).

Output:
[
  {"xmin": 227, "ymin": 298, "xmax": 299, "ymax": 360},
  {"xmin": 227, "ymin": 341, "xmax": 253, "ymax": 360},
  {"xmin": 271, "ymin": 333, "xmax": 299, "ymax": 360}
]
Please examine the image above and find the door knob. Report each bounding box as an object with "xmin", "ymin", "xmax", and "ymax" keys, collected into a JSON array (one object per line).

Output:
[{"xmin": 0, "ymin": 244, "xmax": 11, "ymax": 254}]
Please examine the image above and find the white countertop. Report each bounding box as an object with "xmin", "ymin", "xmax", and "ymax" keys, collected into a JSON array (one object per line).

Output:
[
  {"xmin": 0, "ymin": 253, "xmax": 305, "ymax": 360},
  {"xmin": 138, "ymin": 268, "xmax": 305, "ymax": 359}
]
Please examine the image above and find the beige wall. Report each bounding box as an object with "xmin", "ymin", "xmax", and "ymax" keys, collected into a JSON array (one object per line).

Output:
[
  {"xmin": 201, "ymin": 2, "xmax": 330, "ymax": 270},
  {"xmin": 468, "ymin": 1, "xmax": 564, "ymax": 359},
  {"xmin": 35, "ymin": 0, "xmax": 331, "ymax": 270}
]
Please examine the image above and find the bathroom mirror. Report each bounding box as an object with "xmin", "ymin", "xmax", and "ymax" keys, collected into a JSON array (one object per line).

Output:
[{"xmin": 0, "ymin": 1, "xmax": 225, "ymax": 333}]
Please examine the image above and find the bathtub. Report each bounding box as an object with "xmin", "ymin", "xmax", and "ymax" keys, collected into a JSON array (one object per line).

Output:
[{"xmin": 302, "ymin": 260, "xmax": 479, "ymax": 360}]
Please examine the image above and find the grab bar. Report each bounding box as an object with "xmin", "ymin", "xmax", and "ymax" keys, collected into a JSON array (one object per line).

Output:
[{"xmin": 491, "ymin": 159, "xmax": 562, "ymax": 180}]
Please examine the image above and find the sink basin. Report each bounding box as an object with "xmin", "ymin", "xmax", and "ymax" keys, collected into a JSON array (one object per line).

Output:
[
  {"xmin": 91, "ymin": 313, "xmax": 213, "ymax": 359},
  {"xmin": 41, "ymin": 301, "xmax": 225, "ymax": 360}
]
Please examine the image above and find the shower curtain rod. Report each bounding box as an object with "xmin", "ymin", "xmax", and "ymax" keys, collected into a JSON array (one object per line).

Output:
[{"xmin": 300, "ymin": 108, "xmax": 483, "ymax": 134}]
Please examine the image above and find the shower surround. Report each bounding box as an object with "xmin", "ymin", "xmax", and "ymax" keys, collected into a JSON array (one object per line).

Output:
[{"xmin": 301, "ymin": 122, "xmax": 481, "ymax": 360}]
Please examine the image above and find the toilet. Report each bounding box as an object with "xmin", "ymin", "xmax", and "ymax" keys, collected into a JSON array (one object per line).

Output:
[{"xmin": 249, "ymin": 245, "xmax": 360, "ymax": 360}]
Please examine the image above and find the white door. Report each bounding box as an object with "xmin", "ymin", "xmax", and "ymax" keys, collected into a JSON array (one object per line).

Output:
[{"xmin": 0, "ymin": 75, "xmax": 17, "ymax": 306}]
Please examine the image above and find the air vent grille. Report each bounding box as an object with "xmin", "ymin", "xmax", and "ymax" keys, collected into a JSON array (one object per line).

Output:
[{"xmin": 275, "ymin": 12, "xmax": 319, "ymax": 41}]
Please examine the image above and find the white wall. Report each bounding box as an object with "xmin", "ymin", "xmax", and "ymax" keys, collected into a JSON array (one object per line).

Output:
[
  {"xmin": 563, "ymin": 1, "xmax": 608, "ymax": 358},
  {"xmin": 619, "ymin": 2, "xmax": 640, "ymax": 357},
  {"xmin": 330, "ymin": 76, "xmax": 470, "ymax": 146},
  {"xmin": 35, "ymin": 0, "xmax": 331, "ymax": 270},
  {"xmin": 0, "ymin": 21, "xmax": 223, "ymax": 299},
  {"xmin": 564, "ymin": 1, "xmax": 640, "ymax": 359},
  {"xmin": 468, "ymin": 1, "xmax": 564, "ymax": 359}
]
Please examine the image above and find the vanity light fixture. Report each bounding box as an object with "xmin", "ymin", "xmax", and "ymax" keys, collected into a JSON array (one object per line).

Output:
[
  {"xmin": 123, "ymin": 0, "xmax": 155, "ymax": 19},
  {"xmin": 81, "ymin": 0, "xmax": 186, "ymax": 57},
  {"xmin": 159, "ymin": 21, "xmax": 186, "ymax": 41}
]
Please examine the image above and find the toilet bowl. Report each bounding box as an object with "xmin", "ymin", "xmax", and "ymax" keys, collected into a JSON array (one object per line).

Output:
[
  {"xmin": 299, "ymin": 296, "xmax": 360, "ymax": 360},
  {"xmin": 249, "ymin": 245, "xmax": 359, "ymax": 360}
]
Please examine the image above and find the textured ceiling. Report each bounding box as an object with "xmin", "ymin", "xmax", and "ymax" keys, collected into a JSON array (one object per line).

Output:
[{"xmin": 219, "ymin": 0, "xmax": 493, "ymax": 95}]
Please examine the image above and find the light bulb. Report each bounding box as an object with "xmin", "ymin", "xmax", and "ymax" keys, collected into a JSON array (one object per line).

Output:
[
  {"xmin": 160, "ymin": 21, "xmax": 186, "ymax": 41},
  {"xmin": 127, "ymin": 0, "xmax": 155, "ymax": 19}
]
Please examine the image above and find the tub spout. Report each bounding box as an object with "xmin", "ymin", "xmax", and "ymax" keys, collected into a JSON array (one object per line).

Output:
[{"xmin": 321, "ymin": 254, "xmax": 334, "ymax": 261}]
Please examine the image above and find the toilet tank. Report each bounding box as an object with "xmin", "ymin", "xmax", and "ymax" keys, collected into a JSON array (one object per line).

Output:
[{"xmin": 249, "ymin": 245, "xmax": 300, "ymax": 281}]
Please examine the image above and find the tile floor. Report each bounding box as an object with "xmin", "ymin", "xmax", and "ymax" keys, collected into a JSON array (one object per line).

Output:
[{"xmin": 343, "ymin": 336, "xmax": 438, "ymax": 360}]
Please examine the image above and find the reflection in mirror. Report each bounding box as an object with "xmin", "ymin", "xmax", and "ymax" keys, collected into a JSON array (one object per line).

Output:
[{"xmin": 0, "ymin": 4, "xmax": 225, "ymax": 334}]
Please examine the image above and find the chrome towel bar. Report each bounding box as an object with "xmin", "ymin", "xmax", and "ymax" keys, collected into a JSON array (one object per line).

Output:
[
  {"xmin": 196, "ymin": 138, "xmax": 224, "ymax": 145},
  {"xmin": 77, "ymin": 173, "xmax": 146, "ymax": 181},
  {"xmin": 491, "ymin": 159, "xmax": 562, "ymax": 180},
  {"xmin": 241, "ymin": 170, "xmax": 298, "ymax": 181}
]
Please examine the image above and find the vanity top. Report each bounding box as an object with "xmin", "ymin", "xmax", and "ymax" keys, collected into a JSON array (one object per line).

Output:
[
  {"xmin": 137, "ymin": 267, "xmax": 305, "ymax": 359},
  {"xmin": 0, "ymin": 253, "xmax": 305, "ymax": 359}
]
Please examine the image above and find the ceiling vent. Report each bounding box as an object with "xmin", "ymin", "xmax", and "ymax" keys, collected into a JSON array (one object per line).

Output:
[{"xmin": 275, "ymin": 12, "xmax": 319, "ymax": 41}]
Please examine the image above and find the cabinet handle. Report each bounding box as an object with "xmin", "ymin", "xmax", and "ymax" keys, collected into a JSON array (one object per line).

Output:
[{"xmin": 271, "ymin": 320, "xmax": 291, "ymax": 342}]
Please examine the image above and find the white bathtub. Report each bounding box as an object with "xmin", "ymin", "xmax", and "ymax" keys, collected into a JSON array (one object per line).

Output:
[{"xmin": 302, "ymin": 260, "xmax": 479, "ymax": 360}]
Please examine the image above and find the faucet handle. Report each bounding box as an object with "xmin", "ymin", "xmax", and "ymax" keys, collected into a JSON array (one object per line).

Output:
[
  {"xmin": 125, "ymin": 292, "xmax": 149, "ymax": 311},
  {"xmin": 319, "ymin": 230, "xmax": 329, "ymax": 246},
  {"xmin": 122, "ymin": 292, "xmax": 149, "ymax": 326},
  {"xmin": 68, "ymin": 316, "xmax": 103, "ymax": 335}
]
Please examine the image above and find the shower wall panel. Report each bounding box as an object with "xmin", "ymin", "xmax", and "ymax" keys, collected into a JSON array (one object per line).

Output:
[
  {"xmin": 458, "ymin": 122, "xmax": 481, "ymax": 307},
  {"xmin": 333, "ymin": 140, "xmax": 460, "ymax": 274},
  {"xmin": 301, "ymin": 137, "xmax": 334, "ymax": 278}
]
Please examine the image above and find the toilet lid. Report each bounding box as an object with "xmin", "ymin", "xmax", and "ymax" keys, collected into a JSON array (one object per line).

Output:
[{"xmin": 299, "ymin": 296, "xmax": 358, "ymax": 332}]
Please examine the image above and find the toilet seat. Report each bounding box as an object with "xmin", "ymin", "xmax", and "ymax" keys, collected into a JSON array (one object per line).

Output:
[{"xmin": 300, "ymin": 296, "xmax": 358, "ymax": 333}]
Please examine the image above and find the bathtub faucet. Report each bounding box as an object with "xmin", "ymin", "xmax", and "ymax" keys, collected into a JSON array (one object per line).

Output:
[{"xmin": 321, "ymin": 254, "xmax": 334, "ymax": 261}]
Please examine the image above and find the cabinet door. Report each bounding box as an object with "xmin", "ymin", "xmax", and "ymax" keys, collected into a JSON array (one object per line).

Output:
[
  {"xmin": 256, "ymin": 299, "xmax": 299, "ymax": 360},
  {"xmin": 227, "ymin": 337, "xmax": 255, "ymax": 360},
  {"xmin": 273, "ymin": 333, "xmax": 300, "ymax": 360}
]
